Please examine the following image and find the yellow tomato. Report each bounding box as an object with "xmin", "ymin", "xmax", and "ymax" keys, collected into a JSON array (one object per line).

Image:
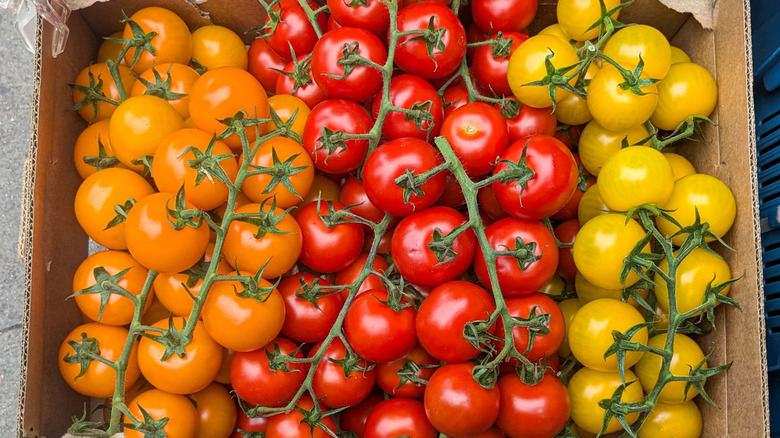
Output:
[
  {"xmin": 569, "ymin": 367, "xmax": 644, "ymax": 434},
  {"xmin": 577, "ymin": 183, "xmax": 609, "ymax": 225},
  {"xmin": 651, "ymin": 62, "xmax": 718, "ymax": 131},
  {"xmin": 191, "ymin": 25, "xmax": 249, "ymax": 70},
  {"xmin": 587, "ymin": 63, "xmax": 658, "ymax": 132},
  {"xmin": 578, "ymin": 120, "xmax": 649, "ymax": 175},
  {"xmin": 268, "ymin": 94, "xmax": 312, "ymax": 139},
  {"xmin": 639, "ymin": 401, "xmax": 702, "ymax": 438},
  {"xmin": 654, "ymin": 247, "xmax": 732, "ymax": 316},
  {"xmin": 557, "ymin": 0, "xmax": 621, "ymax": 41},
  {"xmin": 669, "ymin": 46, "xmax": 692, "ymax": 64},
  {"xmin": 663, "ymin": 152, "xmax": 696, "ymax": 180},
  {"xmin": 597, "ymin": 146, "xmax": 674, "ymax": 212},
  {"xmin": 556, "ymin": 297, "xmax": 581, "ymax": 358},
  {"xmin": 635, "ymin": 333, "xmax": 707, "ymax": 403},
  {"xmin": 602, "ymin": 24, "xmax": 672, "ymax": 79},
  {"xmin": 507, "ymin": 35, "xmax": 580, "ymax": 108},
  {"xmin": 575, "ymin": 272, "xmax": 648, "ymax": 309}
]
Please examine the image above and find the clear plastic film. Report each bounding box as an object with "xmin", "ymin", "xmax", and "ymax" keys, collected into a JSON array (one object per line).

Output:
[{"xmin": 1, "ymin": 0, "xmax": 71, "ymax": 57}]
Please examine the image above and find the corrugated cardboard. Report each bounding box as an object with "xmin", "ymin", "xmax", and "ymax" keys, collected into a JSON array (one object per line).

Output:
[{"xmin": 16, "ymin": 0, "xmax": 768, "ymax": 436}]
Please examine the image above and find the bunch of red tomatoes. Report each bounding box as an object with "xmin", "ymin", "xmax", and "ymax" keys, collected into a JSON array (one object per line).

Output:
[{"xmin": 60, "ymin": 0, "xmax": 736, "ymax": 437}]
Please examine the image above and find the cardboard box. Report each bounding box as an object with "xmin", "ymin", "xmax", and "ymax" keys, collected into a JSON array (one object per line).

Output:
[{"xmin": 15, "ymin": 0, "xmax": 769, "ymax": 436}]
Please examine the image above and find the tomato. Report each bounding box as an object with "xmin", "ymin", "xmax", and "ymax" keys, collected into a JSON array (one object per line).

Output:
[
  {"xmin": 311, "ymin": 27, "xmax": 387, "ymax": 101},
  {"xmin": 472, "ymin": 0, "xmax": 536, "ymax": 32},
  {"xmin": 268, "ymin": 94, "xmax": 311, "ymax": 139},
  {"xmin": 125, "ymin": 389, "xmax": 198, "ymax": 438},
  {"xmin": 153, "ymin": 128, "xmax": 238, "ymax": 210},
  {"xmin": 266, "ymin": 395, "xmax": 338, "ymax": 438},
  {"xmin": 97, "ymin": 31, "xmax": 125, "ymax": 64},
  {"xmin": 327, "ymin": 0, "xmax": 391, "ymax": 35},
  {"xmin": 72, "ymin": 250, "xmax": 152, "ymax": 326},
  {"xmin": 142, "ymin": 297, "xmax": 173, "ymax": 326},
  {"xmin": 215, "ymin": 348, "xmax": 233, "ymax": 384},
  {"xmin": 191, "ymin": 382, "xmax": 237, "ymax": 438},
  {"xmin": 603, "ymin": 25, "xmax": 671, "ymax": 80},
  {"xmin": 232, "ymin": 408, "xmax": 269, "ymax": 437},
  {"xmin": 311, "ymin": 337, "xmax": 376, "ymax": 408},
  {"xmin": 639, "ymin": 401, "xmax": 702, "ymax": 438},
  {"xmin": 138, "ymin": 317, "xmax": 222, "ymax": 394},
  {"xmin": 192, "ymin": 25, "xmax": 249, "ymax": 70},
  {"xmin": 496, "ymin": 372, "xmax": 570, "ymax": 438},
  {"xmin": 248, "ymin": 38, "xmax": 286, "ymax": 91},
  {"xmin": 553, "ymin": 124, "xmax": 582, "ymax": 149},
  {"xmin": 125, "ymin": 192, "xmax": 210, "ymax": 274},
  {"xmin": 189, "ymin": 67, "xmax": 270, "ymax": 150},
  {"xmin": 302, "ymin": 174, "xmax": 342, "ymax": 206},
  {"xmin": 568, "ymin": 368, "xmax": 643, "ymax": 435},
  {"xmin": 575, "ymin": 272, "xmax": 648, "ymax": 309},
  {"xmin": 373, "ymin": 74, "xmax": 444, "ymax": 141},
  {"xmin": 635, "ymin": 333, "xmax": 706, "ymax": 403},
  {"xmin": 109, "ymin": 95, "xmax": 184, "ymax": 171},
  {"xmin": 72, "ymin": 62, "xmax": 136, "ymax": 124},
  {"xmin": 393, "ymin": 2, "xmax": 466, "ymax": 79},
  {"xmin": 556, "ymin": 298, "xmax": 581, "ymax": 358},
  {"xmin": 587, "ymin": 64, "xmax": 658, "ymax": 132},
  {"xmin": 654, "ymin": 247, "xmax": 732, "ymax": 316},
  {"xmin": 441, "ymin": 102, "xmax": 509, "ymax": 176},
  {"xmin": 656, "ymin": 173, "xmax": 736, "ymax": 245},
  {"xmin": 474, "ymin": 218, "xmax": 559, "ymax": 297},
  {"xmin": 278, "ymin": 273, "xmax": 344, "ymax": 343},
  {"xmin": 344, "ymin": 289, "xmax": 417, "ymax": 363},
  {"xmin": 443, "ymin": 84, "xmax": 471, "ymax": 118},
  {"xmin": 507, "ymin": 35, "xmax": 579, "ymax": 108},
  {"xmin": 335, "ymin": 252, "xmax": 390, "ymax": 300},
  {"xmin": 340, "ymin": 393, "xmax": 384, "ymax": 438},
  {"xmin": 493, "ymin": 135, "xmax": 578, "ymax": 220},
  {"xmin": 573, "ymin": 213, "xmax": 650, "ymax": 290},
  {"xmin": 241, "ymin": 136, "xmax": 314, "ymax": 209},
  {"xmin": 651, "ymin": 62, "xmax": 718, "ymax": 131},
  {"xmin": 222, "ymin": 203, "xmax": 302, "ymax": 278},
  {"xmin": 130, "ymin": 63, "xmax": 201, "ymax": 119},
  {"xmin": 74, "ymin": 168, "xmax": 155, "ymax": 249},
  {"xmin": 262, "ymin": 0, "xmax": 327, "ymax": 60},
  {"xmin": 505, "ymin": 104, "xmax": 557, "ymax": 143},
  {"xmin": 73, "ymin": 120, "xmax": 125, "ymax": 179},
  {"xmin": 552, "ymin": 220, "xmax": 577, "ymax": 281},
  {"xmin": 302, "ymin": 99, "xmax": 374, "ymax": 174},
  {"xmin": 473, "ymin": 32, "xmax": 528, "ymax": 96},
  {"xmin": 578, "ymin": 120, "xmax": 649, "ymax": 176},
  {"xmin": 201, "ymin": 277, "xmax": 286, "ymax": 352},
  {"xmin": 230, "ymin": 338, "xmax": 307, "ymax": 407},
  {"xmin": 670, "ymin": 46, "xmax": 692, "ymax": 64},
  {"xmin": 276, "ymin": 54, "xmax": 328, "ymax": 109},
  {"xmin": 339, "ymin": 176, "xmax": 386, "ymax": 225},
  {"xmin": 296, "ymin": 201, "xmax": 365, "ymax": 272},
  {"xmin": 552, "ymin": 156, "xmax": 594, "ymax": 221},
  {"xmin": 392, "ymin": 207, "xmax": 477, "ymax": 287},
  {"xmin": 479, "ymin": 185, "xmax": 509, "ymax": 220},
  {"xmin": 122, "ymin": 7, "xmax": 192, "ymax": 74},
  {"xmin": 498, "ymin": 293, "xmax": 565, "ymax": 363},
  {"xmin": 556, "ymin": 0, "xmax": 620, "ymax": 41},
  {"xmin": 663, "ymin": 152, "xmax": 696, "ymax": 180},
  {"xmin": 554, "ymin": 63, "xmax": 598, "ymax": 126},
  {"xmin": 365, "ymin": 398, "xmax": 437, "ymax": 438},
  {"xmin": 424, "ymin": 362, "xmax": 500, "ymax": 436},
  {"xmin": 568, "ymin": 298, "xmax": 647, "ymax": 372},
  {"xmin": 375, "ymin": 344, "xmax": 438, "ymax": 398},
  {"xmin": 58, "ymin": 323, "xmax": 140, "ymax": 398},
  {"xmin": 363, "ymin": 137, "xmax": 446, "ymax": 216},
  {"xmin": 415, "ymin": 281, "xmax": 495, "ymax": 362},
  {"xmin": 577, "ymin": 183, "xmax": 609, "ymax": 225},
  {"xmin": 598, "ymin": 146, "xmax": 674, "ymax": 212}
]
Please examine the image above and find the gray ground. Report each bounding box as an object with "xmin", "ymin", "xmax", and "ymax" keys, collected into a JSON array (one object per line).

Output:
[{"xmin": 0, "ymin": 9, "xmax": 34, "ymax": 438}]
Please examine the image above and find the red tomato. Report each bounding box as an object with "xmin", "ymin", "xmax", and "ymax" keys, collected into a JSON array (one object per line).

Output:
[
  {"xmin": 344, "ymin": 289, "xmax": 417, "ymax": 363},
  {"xmin": 266, "ymin": 395, "xmax": 337, "ymax": 438},
  {"xmin": 554, "ymin": 125, "xmax": 582, "ymax": 149},
  {"xmin": 327, "ymin": 0, "xmax": 391, "ymax": 35},
  {"xmin": 394, "ymin": 2, "xmax": 466, "ymax": 79},
  {"xmin": 552, "ymin": 154, "xmax": 594, "ymax": 220},
  {"xmin": 416, "ymin": 281, "xmax": 496, "ymax": 362},
  {"xmin": 441, "ymin": 102, "xmax": 510, "ymax": 176},
  {"xmin": 391, "ymin": 207, "xmax": 477, "ymax": 287},
  {"xmin": 474, "ymin": 217, "xmax": 559, "ymax": 297},
  {"xmin": 493, "ymin": 136, "xmax": 579, "ymax": 220},
  {"xmin": 553, "ymin": 219, "xmax": 579, "ymax": 280},
  {"xmin": 311, "ymin": 27, "xmax": 388, "ymax": 101},
  {"xmin": 230, "ymin": 338, "xmax": 307, "ymax": 407},
  {"xmin": 340, "ymin": 176, "xmax": 386, "ymax": 225},
  {"xmin": 424, "ymin": 362, "xmax": 500, "ymax": 436},
  {"xmin": 362, "ymin": 137, "xmax": 446, "ymax": 216},
  {"xmin": 473, "ymin": 32, "xmax": 529, "ymax": 96},
  {"xmin": 443, "ymin": 84, "xmax": 471, "ymax": 118},
  {"xmin": 505, "ymin": 105, "xmax": 557, "ymax": 143},
  {"xmin": 496, "ymin": 372, "xmax": 571, "ymax": 438},
  {"xmin": 232, "ymin": 409, "xmax": 269, "ymax": 437},
  {"xmin": 471, "ymin": 0, "xmax": 538, "ymax": 32},
  {"xmin": 302, "ymin": 99, "xmax": 374, "ymax": 174},
  {"xmin": 375, "ymin": 344, "xmax": 438, "ymax": 398},
  {"xmin": 296, "ymin": 201, "xmax": 365, "ymax": 273},
  {"xmin": 467, "ymin": 22, "xmax": 491, "ymax": 61},
  {"xmin": 248, "ymin": 38, "xmax": 286, "ymax": 91},
  {"xmin": 373, "ymin": 74, "xmax": 445, "ymax": 141},
  {"xmin": 278, "ymin": 274, "xmax": 345, "ymax": 343},
  {"xmin": 310, "ymin": 337, "xmax": 376, "ymax": 408},
  {"xmin": 478, "ymin": 185, "xmax": 510, "ymax": 220},
  {"xmin": 262, "ymin": 0, "xmax": 327, "ymax": 60},
  {"xmin": 438, "ymin": 171, "xmax": 466, "ymax": 208},
  {"xmin": 339, "ymin": 393, "xmax": 384, "ymax": 438},
  {"xmin": 276, "ymin": 54, "xmax": 327, "ymax": 109},
  {"xmin": 497, "ymin": 293, "xmax": 566, "ymax": 362},
  {"xmin": 327, "ymin": 14, "xmax": 343, "ymax": 31},
  {"xmin": 365, "ymin": 398, "xmax": 437, "ymax": 438},
  {"xmin": 335, "ymin": 253, "xmax": 390, "ymax": 300}
]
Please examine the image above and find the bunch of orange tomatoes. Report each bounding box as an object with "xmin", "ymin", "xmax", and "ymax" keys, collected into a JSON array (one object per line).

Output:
[{"xmin": 60, "ymin": 0, "xmax": 737, "ymax": 437}]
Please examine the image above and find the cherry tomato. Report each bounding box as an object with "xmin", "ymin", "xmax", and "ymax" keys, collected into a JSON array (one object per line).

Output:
[
  {"xmin": 58, "ymin": 323, "xmax": 140, "ymax": 398},
  {"xmin": 302, "ymin": 99, "xmax": 374, "ymax": 174},
  {"xmin": 505, "ymin": 104, "xmax": 557, "ymax": 143},
  {"xmin": 311, "ymin": 337, "xmax": 376, "ymax": 408},
  {"xmin": 654, "ymin": 247, "xmax": 732, "ymax": 316},
  {"xmin": 278, "ymin": 273, "xmax": 344, "ymax": 343},
  {"xmin": 497, "ymin": 293, "xmax": 565, "ymax": 362},
  {"xmin": 392, "ymin": 207, "xmax": 477, "ymax": 287},
  {"xmin": 663, "ymin": 152, "xmax": 696, "ymax": 180},
  {"xmin": 473, "ymin": 32, "xmax": 529, "ymax": 96},
  {"xmin": 191, "ymin": 25, "xmax": 248, "ymax": 70},
  {"xmin": 232, "ymin": 408, "xmax": 269, "ymax": 437},
  {"xmin": 598, "ymin": 146, "xmax": 674, "ymax": 212},
  {"xmin": 478, "ymin": 185, "xmax": 510, "ymax": 220},
  {"xmin": 72, "ymin": 62, "xmax": 137, "ymax": 123},
  {"xmin": 137, "ymin": 317, "xmax": 223, "ymax": 394},
  {"xmin": 262, "ymin": 0, "xmax": 327, "ymax": 60},
  {"xmin": 240, "ymin": 136, "xmax": 314, "ymax": 209},
  {"xmin": 441, "ymin": 102, "xmax": 509, "ymax": 176},
  {"xmin": 569, "ymin": 368, "xmax": 643, "ymax": 434},
  {"xmin": 327, "ymin": 0, "xmax": 392, "ymax": 35},
  {"xmin": 552, "ymin": 155, "xmax": 594, "ymax": 221},
  {"xmin": 230, "ymin": 338, "xmax": 307, "ymax": 407},
  {"xmin": 97, "ymin": 31, "xmax": 125, "ymax": 64},
  {"xmin": 130, "ymin": 63, "xmax": 200, "ymax": 119},
  {"xmin": 365, "ymin": 398, "xmax": 437, "ymax": 438},
  {"xmin": 587, "ymin": 64, "xmax": 658, "ymax": 132},
  {"xmin": 651, "ymin": 62, "xmax": 717, "ymax": 131},
  {"xmin": 635, "ymin": 333, "xmax": 706, "ymax": 403},
  {"xmin": 424, "ymin": 362, "xmax": 500, "ymax": 436},
  {"xmin": 340, "ymin": 176, "xmax": 386, "ymax": 225},
  {"xmin": 248, "ymin": 38, "xmax": 286, "ymax": 91},
  {"xmin": 574, "ymin": 272, "xmax": 648, "ymax": 309},
  {"xmin": 340, "ymin": 393, "xmax": 384, "ymax": 438},
  {"xmin": 373, "ymin": 74, "xmax": 445, "ymax": 141},
  {"xmin": 639, "ymin": 401, "xmax": 702, "ymax": 438},
  {"xmin": 556, "ymin": 0, "xmax": 620, "ymax": 41},
  {"xmin": 393, "ymin": 2, "xmax": 466, "ymax": 79},
  {"xmin": 496, "ymin": 372, "xmax": 571, "ymax": 438},
  {"xmin": 507, "ymin": 35, "xmax": 578, "ymax": 108},
  {"xmin": 266, "ymin": 395, "xmax": 338, "ymax": 437},
  {"xmin": 670, "ymin": 46, "xmax": 692, "ymax": 64},
  {"xmin": 375, "ymin": 344, "xmax": 438, "ymax": 398},
  {"xmin": 443, "ymin": 84, "xmax": 470, "ymax": 118},
  {"xmin": 73, "ymin": 119, "xmax": 126, "ymax": 179},
  {"xmin": 437, "ymin": 171, "xmax": 466, "ymax": 208},
  {"xmin": 190, "ymin": 382, "xmax": 238, "ymax": 438},
  {"xmin": 276, "ymin": 54, "xmax": 328, "ymax": 109},
  {"xmin": 335, "ymin": 252, "xmax": 390, "ymax": 300},
  {"xmin": 267, "ymin": 94, "xmax": 311, "ymax": 139},
  {"xmin": 296, "ymin": 201, "xmax": 365, "ymax": 273},
  {"xmin": 302, "ymin": 174, "xmax": 342, "ymax": 206},
  {"xmin": 363, "ymin": 137, "xmax": 446, "ymax": 216},
  {"xmin": 578, "ymin": 120, "xmax": 649, "ymax": 176},
  {"xmin": 556, "ymin": 297, "xmax": 581, "ymax": 358},
  {"xmin": 125, "ymin": 389, "xmax": 198, "ymax": 438},
  {"xmin": 603, "ymin": 24, "xmax": 671, "ymax": 80},
  {"xmin": 122, "ymin": 7, "xmax": 192, "ymax": 74},
  {"xmin": 554, "ymin": 63, "xmax": 598, "ymax": 126},
  {"xmin": 471, "ymin": 0, "xmax": 537, "ymax": 33},
  {"xmin": 577, "ymin": 183, "xmax": 609, "ymax": 225},
  {"xmin": 344, "ymin": 289, "xmax": 417, "ymax": 363}
]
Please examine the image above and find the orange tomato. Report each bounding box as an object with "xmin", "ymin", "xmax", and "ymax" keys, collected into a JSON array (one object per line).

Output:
[
  {"xmin": 130, "ymin": 63, "xmax": 201, "ymax": 119},
  {"xmin": 241, "ymin": 136, "xmax": 314, "ymax": 208},
  {"xmin": 71, "ymin": 63, "xmax": 136, "ymax": 123},
  {"xmin": 97, "ymin": 31, "xmax": 125, "ymax": 64},
  {"xmin": 125, "ymin": 389, "xmax": 199, "ymax": 438},
  {"xmin": 191, "ymin": 25, "xmax": 249, "ymax": 70},
  {"xmin": 190, "ymin": 382, "xmax": 238, "ymax": 438},
  {"xmin": 267, "ymin": 94, "xmax": 311, "ymax": 139},
  {"xmin": 73, "ymin": 119, "xmax": 126, "ymax": 179},
  {"xmin": 122, "ymin": 7, "xmax": 193, "ymax": 74}
]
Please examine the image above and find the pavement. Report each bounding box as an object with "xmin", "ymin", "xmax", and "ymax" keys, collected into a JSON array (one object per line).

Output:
[{"xmin": 0, "ymin": 8, "xmax": 35, "ymax": 438}]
